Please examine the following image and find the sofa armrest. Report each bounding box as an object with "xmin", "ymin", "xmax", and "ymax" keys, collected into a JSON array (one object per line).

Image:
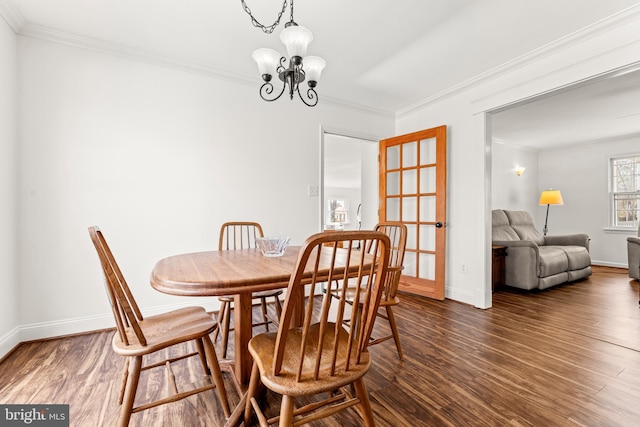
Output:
[
  {"xmin": 627, "ymin": 236, "xmax": 640, "ymax": 245},
  {"xmin": 492, "ymin": 240, "xmax": 540, "ymax": 290},
  {"xmin": 544, "ymin": 233, "xmax": 590, "ymax": 250}
]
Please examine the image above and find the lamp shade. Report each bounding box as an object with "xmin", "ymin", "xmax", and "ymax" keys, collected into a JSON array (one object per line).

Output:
[
  {"xmin": 303, "ymin": 56, "xmax": 326, "ymax": 83},
  {"xmin": 539, "ymin": 189, "xmax": 564, "ymax": 205},
  {"xmin": 279, "ymin": 25, "xmax": 313, "ymax": 58},
  {"xmin": 251, "ymin": 48, "xmax": 281, "ymax": 77}
]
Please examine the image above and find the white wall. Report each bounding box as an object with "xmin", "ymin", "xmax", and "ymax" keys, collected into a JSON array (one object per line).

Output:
[
  {"xmin": 360, "ymin": 141, "xmax": 379, "ymax": 231},
  {"xmin": 396, "ymin": 12, "xmax": 640, "ymax": 308},
  {"xmin": 13, "ymin": 36, "xmax": 394, "ymax": 344},
  {"xmin": 491, "ymin": 141, "xmax": 539, "ymax": 217},
  {"xmin": 538, "ymin": 136, "xmax": 640, "ymax": 267},
  {"xmin": 0, "ymin": 16, "xmax": 18, "ymax": 357}
]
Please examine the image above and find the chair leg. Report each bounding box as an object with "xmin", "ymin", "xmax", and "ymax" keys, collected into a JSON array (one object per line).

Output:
[
  {"xmin": 118, "ymin": 359, "xmax": 130, "ymax": 405},
  {"xmin": 221, "ymin": 301, "xmax": 231, "ymax": 358},
  {"xmin": 353, "ymin": 377, "xmax": 375, "ymax": 427},
  {"xmin": 202, "ymin": 335, "xmax": 231, "ymax": 418},
  {"xmin": 244, "ymin": 361, "xmax": 261, "ymax": 423},
  {"xmin": 260, "ymin": 297, "xmax": 270, "ymax": 332},
  {"xmin": 195, "ymin": 337, "xmax": 210, "ymax": 375},
  {"xmin": 385, "ymin": 305, "xmax": 403, "ymax": 361},
  {"xmin": 213, "ymin": 300, "xmax": 227, "ymax": 343},
  {"xmin": 274, "ymin": 295, "xmax": 282, "ymax": 322},
  {"xmin": 279, "ymin": 395, "xmax": 295, "ymax": 427},
  {"xmin": 118, "ymin": 355, "xmax": 142, "ymax": 427}
]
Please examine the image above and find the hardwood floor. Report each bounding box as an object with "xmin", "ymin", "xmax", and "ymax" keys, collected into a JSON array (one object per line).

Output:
[{"xmin": 1, "ymin": 266, "xmax": 639, "ymax": 426}]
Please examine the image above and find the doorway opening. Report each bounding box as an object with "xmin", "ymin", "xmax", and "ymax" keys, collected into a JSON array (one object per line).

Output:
[{"xmin": 321, "ymin": 132, "xmax": 378, "ymax": 233}]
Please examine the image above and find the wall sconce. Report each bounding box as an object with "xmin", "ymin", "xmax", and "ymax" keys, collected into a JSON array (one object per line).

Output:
[{"xmin": 515, "ymin": 165, "xmax": 526, "ymax": 176}]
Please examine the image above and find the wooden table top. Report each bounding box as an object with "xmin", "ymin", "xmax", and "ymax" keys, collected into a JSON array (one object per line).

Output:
[{"xmin": 150, "ymin": 247, "xmax": 301, "ymax": 297}]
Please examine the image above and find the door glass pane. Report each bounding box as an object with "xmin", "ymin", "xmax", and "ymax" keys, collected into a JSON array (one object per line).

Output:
[
  {"xmin": 387, "ymin": 145, "xmax": 400, "ymax": 169},
  {"xmin": 420, "ymin": 196, "xmax": 436, "ymax": 222},
  {"xmin": 419, "ymin": 225, "xmax": 435, "ymax": 251},
  {"xmin": 419, "ymin": 253, "xmax": 435, "ymax": 280},
  {"xmin": 386, "ymin": 172, "xmax": 400, "ymax": 195},
  {"xmin": 402, "ymin": 197, "xmax": 417, "ymax": 221},
  {"xmin": 406, "ymin": 224, "xmax": 417, "ymax": 250},
  {"xmin": 403, "ymin": 142, "xmax": 417, "ymax": 167},
  {"xmin": 402, "ymin": 169, "xmax": 417, "ymax": 194},
  {"xmin": 420, "ymin": 137, "xmax": 436, "ymax": 164},
  {"xmin": 404, "ymin": 252, "xmax": 416, "ymax": 276},
  {"xmin": 420, "ymin": 166, "xmax": 436, "ymax": 193},
  {"xmin": 386, "ymin": 198, "xmax": 400, "ymax": 221}
]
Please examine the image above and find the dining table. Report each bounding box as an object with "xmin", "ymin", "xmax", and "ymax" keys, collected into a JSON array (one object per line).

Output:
[
  {"xmin": 150, "ymin": 246, "xmax": 301, "ymax": 389},
  {"xmin": 150, "ymin": 241, "xmax": 378, "ymax": 426}
]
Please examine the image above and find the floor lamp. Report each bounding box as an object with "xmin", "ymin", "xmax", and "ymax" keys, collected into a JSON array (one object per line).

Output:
[{"xmin": 539, "ymin": 189, "xmax": 564, "ymax": 236}]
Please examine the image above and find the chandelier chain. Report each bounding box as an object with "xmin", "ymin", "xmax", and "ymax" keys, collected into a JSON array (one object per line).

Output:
[{"xmin": 240, "ymin": 0, "xmax": 293, "ymax": 34}]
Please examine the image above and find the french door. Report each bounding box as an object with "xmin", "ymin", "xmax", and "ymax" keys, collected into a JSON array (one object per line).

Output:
[{"xmin": 379, "ymin": 126, "xmax": 447, "ymax": 300}]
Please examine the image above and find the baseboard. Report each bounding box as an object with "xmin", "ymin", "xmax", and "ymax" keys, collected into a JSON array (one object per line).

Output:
[
  {"xmin": 591, "ymin": 261, "xmax": 628, "ymax": 269},
  {"xmin": 0, "ymin": 326, "xmax": 21, "ymax": 363},
  {"xmin": 11, "ymin": 299, "xmax": 223, "ymax": 349},
  {"xmin": 0, "ymin": 296, "xmax": 282, "ymax": 360}
]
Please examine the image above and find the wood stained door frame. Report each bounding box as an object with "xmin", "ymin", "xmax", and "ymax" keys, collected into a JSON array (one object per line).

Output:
[{"xmin": 379, "ymin": 126, "xmax": 447, "ymax": 300}]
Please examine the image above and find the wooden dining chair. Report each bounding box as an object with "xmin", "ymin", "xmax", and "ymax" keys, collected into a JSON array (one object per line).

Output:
[
  {"xmin": 244, "ymin": 230, "xmax": 391, "ymax": 426},
  {"xmin": 88, "ymin": 226, "xmax": 230, "ymax": 426},
  {"xmin": 333, "ymin": 222, "xmax": 408, "ymax": 360},
  {"xmin": 214, "ymin": 221, "xmax": 283, "ymax": 358},
  {"xmin": 326, "ymin": 223, "xmax": 407, "ymax": 359}
]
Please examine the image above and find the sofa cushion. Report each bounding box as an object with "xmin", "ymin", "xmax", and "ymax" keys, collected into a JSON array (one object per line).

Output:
[
  {"xmin": 557, "ymin": 246, "xmax": 591, "ymax": 270},
  {"xmin": 491, "ymin": 210, "xmax": 520, "ymax": 241},
  {"xmin": 538, "ymin": 246, "xmax": 568, "ymax": 276},
  {"xmin": 505, "ymin": 210, "xmax": 545, "ymax": 245}
]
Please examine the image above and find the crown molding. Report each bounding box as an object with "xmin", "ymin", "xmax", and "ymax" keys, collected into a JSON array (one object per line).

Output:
[
  {"xmin": 20, "ymin": 22, "xmax": 260, "ymax": 86},
  {"xmin": 0, "ymin": 0, "xmax": 25, "ymax": 33},
  {"xmin": 17, "ymin": 21, "xmax": 394, "ymax": 118},
  {"xmin": 396, "ymin": 4, "xmax": 640, "ymax": 118}
]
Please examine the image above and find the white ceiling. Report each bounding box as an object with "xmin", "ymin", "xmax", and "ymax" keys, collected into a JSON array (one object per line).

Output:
[
  {"xmin": 2, "ymin": 0, "xmax": 639, "ymax": 145},
  {"xmin": 491, "ymin": 67, "xmax": 640, "ymax": 149}
]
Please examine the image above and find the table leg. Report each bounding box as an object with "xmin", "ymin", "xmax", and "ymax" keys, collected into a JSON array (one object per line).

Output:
[{"xmin": 233, "ymin": 292, "xmax": 253, "ymax": 386}]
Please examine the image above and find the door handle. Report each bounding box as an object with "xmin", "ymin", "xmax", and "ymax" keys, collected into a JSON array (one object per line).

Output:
[{"xmin": 435, "ymin": 222, "xmax": 443, "ymax": 228}]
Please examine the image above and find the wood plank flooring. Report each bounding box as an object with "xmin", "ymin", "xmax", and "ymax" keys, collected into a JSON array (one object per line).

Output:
[{"xmin": 1, "ymin": 266, "xmax": 639, "ymax": 426}]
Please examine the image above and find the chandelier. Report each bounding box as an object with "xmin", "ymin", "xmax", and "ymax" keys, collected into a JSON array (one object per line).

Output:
[{"xmin": 241, "ymin": 0, "xmax": 326, "ymax": 107}]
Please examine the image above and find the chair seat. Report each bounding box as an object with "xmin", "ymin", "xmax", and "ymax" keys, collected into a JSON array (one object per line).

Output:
[
  {"xmin": 113, "ymin": 306, "xmax": 216, "ymax": 356},
  {"xmin": 248, "ymin": 322, "xmax": 371, "ymax": 397}
]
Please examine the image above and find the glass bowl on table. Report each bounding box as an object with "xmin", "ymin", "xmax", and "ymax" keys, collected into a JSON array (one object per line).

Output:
[{"xmin": 256, "ymin": 236, "xmax": 290, "ymax": 257}]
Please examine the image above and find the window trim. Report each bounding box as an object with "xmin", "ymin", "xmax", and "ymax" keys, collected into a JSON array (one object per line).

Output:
[{"xmin": 608, "ymin": 154, "xmax": 640, "ymax": 230}]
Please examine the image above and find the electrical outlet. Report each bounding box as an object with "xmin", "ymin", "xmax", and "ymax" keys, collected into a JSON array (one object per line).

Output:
[
  {"xmin": 461, "ymin": 264, "xmax": 468, "ymax": 274},
  {"xmin": 307, "ymin": 185, "xmax": 319, "ymax": 196}
]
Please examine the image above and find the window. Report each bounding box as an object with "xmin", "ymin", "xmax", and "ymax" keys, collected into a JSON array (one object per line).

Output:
[
  {"xmin": 610, "ymin": 155, "xmax": 640, "ymax": 228},
  {"xmin": 326, "ymin": 199, "xmax": 349, "ymax": 228}
]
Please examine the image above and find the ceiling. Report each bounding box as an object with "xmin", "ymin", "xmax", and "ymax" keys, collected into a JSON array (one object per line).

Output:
[
  {"xmin": 491, "ymin": 67, "xmax": 640, "ymax": 149},
  {"xmin": 2, "ymin": 1, "xmax": 639, "ymax": 146}
]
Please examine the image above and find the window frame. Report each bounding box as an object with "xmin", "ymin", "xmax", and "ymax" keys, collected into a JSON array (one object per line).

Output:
[{"xmin": 609, "ymin": 154, "xmax": 640, "ymax": 230}]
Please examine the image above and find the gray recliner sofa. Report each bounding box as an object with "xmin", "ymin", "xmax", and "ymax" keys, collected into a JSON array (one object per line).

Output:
[
  {"xmin": 627, "ymin": 223, "xmax": 640, "ymax": 280},
  {"xmin": 492, "ymin": 209, "xmax": 592, "ymax": 290}
]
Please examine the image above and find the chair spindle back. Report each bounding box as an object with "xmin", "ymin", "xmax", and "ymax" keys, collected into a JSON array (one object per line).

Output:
[
  {"xmin": 273, "ymin": 230, "xmax": 390, "ymax": 382},
  {"xmin": 88, "ymin": 226, "xmax": 147, "ymax": 346},
  {"xmin": 218, "ymin": 222, "xmax": 264, "ymax": 251},
  {"xmin": 374, "ymin": 222, "xmax": 407, "ymax": 301}
]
